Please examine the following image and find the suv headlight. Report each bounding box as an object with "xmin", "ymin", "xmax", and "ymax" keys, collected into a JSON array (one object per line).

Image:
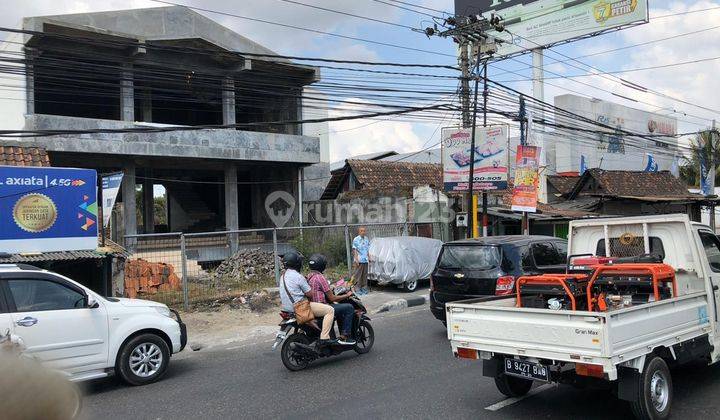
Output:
[{"xmin": 153, "ymin": 306, "xmax": 172, "ymax": 318}]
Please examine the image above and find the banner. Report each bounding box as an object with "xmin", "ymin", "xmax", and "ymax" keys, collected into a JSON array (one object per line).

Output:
[
  {"xmin": 441, "ymin": 125, "xmax": 509, "ymax": 192},
  {"xmin": 101, "ymin": 172, "xmax": 123, "ymax": 227},
  {"xmin": 511, "ymin": 145, "xmax": 540, "ymax": 213},
  {"xmin": 644, "ymin": 153, "xmax": 658, "ymax": 172},
  {"xmin": 0, "ymin": 166, "xmax": 98, "ymax": 253},
  {"xmin": 700, "ymin": 152, "xmax": 713, "ymax": 196}
]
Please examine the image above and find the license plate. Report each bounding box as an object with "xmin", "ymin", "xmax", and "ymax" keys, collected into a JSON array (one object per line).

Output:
[{"xmin": 504, "ymin": 358, "xmax": 550, "ymax": 382}]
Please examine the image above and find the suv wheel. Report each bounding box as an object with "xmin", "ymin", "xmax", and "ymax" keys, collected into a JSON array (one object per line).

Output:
[{"xmin": 117, "ymin": 333, "xmax": 170, "ymax": 386}]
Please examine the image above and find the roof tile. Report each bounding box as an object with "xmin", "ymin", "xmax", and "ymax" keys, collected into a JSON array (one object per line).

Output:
[{"xmin": 0, "ymin": 145, "xmax": 50, "ymax": 167}]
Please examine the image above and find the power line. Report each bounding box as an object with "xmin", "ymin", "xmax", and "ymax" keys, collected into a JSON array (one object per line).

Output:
[
  {"xmin": 0, "ymin": 103, "xmax": 454, "ymax": 137},
  {"xmin": 148, "ymin": 0, "xmax": 455, "ymax": 57},
  {"xmin": 496, "ymin": 24, "xmax": 720, "ymax": 77},
  {"xmin": 502, "ymin": 29, "xmax": 720, "ymax": 117},
  {"xmin": 274, "ymin": 0, "xmax": 415, "ymax": 30},
  {"xmin": 368, "ymin": 0, "xmax": 439, "ymax": 18},
  {"xmin": 385, "ymin": 0, "xmax": 450, "ymax": 15}
]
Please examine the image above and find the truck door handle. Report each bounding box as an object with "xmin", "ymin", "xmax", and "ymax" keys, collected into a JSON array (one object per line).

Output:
[
  {"xmin": 714, "ymin": 285, "xmax": 719, "ymax": 291},
  {"xmin": 16, "ymin": 317, "xmax": 37, "ymax": 327}
]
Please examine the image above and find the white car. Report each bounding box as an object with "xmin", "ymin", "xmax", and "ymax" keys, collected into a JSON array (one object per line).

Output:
[{"xmin": 0, "ymin": 263, "xmax": 187, "ymax": 385}]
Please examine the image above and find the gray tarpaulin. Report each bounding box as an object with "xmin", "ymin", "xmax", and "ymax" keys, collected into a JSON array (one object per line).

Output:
[{"xmin": 368, "ymin": 236, "xmax": 443, "ymax": 285}]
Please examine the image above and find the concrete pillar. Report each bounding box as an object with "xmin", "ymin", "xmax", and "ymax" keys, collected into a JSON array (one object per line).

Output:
[
  {"xmin": 122, "ymin": 162, "xmax": 137, "ymax": 249},
  {"xmin": 143, "ymin": 175, "xmax": 154, "ymax": 233},
  {"xmin": 222, "ymin": 77, "xmax": 236, "ymax": 126},
  {"xmin": 121, "ymin": 64, "xmax": 135, "ymax": 122},
  {"xmin": 225, "ymin": 164, "xmax": 239, "ymax": 253},
  {"xmin": 142, "ymin": 90, "xmax": 152, "ymax": 123},
  {"xmin": 25, "ymin": 50, "xmax": 35, "ymax": 115}
]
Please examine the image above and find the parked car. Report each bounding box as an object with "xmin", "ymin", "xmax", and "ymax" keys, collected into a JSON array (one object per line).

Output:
[
  {"xmin": 0, "ymin": 264, "xmax": 187, "ymax": 385},
  {"xmin": 368, "ymin": 236, "xmax": 443, "ymax": 292},
  {"xmin": 429, "ymin": 235, "xmax": 567, "ymax": 323}
]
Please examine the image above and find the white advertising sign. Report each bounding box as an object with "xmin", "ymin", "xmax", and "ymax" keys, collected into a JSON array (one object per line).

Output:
[
  {"xmin": 454, "ymin": 0, "xmax": 649, "ymax": 57},
  {"xmin": 553, "ymin": 94, "xmax": 678, "ymax": 173},
  {"xmin": 101, "ymin": 172, "xmax": 123, "ymax": 227},
  {"xmin": 442, "ymin": 125, "xmax": 509, "ymax": 192}
]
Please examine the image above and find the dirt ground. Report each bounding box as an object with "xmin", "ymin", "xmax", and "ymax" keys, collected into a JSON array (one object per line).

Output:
[{"xmin": 181, "ymin": 305, "xmax": 282, "ymax": 350}]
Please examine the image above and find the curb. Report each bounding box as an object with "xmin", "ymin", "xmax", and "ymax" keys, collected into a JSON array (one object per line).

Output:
[{"xmin": 374, "ymin": 295, "xmax": 428, "ymax": 314}]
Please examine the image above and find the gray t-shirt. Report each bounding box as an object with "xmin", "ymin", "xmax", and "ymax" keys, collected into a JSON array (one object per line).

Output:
[{"xmin": 280, "ymin": 269, "xmax": 310, "ymax": 312}]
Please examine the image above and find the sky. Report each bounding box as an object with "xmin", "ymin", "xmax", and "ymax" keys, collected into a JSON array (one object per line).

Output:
[{"xmin": 1, "ymin": 0, "xmax": 719, "ymax": 163}]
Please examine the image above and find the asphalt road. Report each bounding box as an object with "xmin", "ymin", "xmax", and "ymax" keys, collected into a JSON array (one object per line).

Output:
[{"xmin": 81, "ymin": 308, "xmax": 720, "ymax": 419}]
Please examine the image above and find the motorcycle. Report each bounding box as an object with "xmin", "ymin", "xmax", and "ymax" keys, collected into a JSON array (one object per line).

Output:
[{"xmin": 272, "ymin": 286, "xmax": 375, "ymax": 371}]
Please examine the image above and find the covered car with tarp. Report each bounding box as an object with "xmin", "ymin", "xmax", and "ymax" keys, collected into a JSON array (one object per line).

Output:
[{"xmin": 368, "ymin": 236, "xmax": 443, "ymax": 292}]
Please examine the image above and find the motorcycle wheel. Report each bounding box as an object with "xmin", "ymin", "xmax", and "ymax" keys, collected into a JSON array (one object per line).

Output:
[
  {"xmin": 353, "ymin": 320, "xmax": 375, "ymax": 354},
  {"xmin": 281, "ymin": 333, "xmax": 311, "ymax": 371}
]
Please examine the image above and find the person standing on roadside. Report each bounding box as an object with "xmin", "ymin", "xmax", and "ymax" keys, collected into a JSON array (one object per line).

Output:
[{"xmin": 352, "ymin": 226, "xmax": 371, "ymax": 295}]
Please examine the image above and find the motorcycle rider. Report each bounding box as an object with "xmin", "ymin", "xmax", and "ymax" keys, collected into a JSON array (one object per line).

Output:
[
  {"xmin": 307, "ymin": 254, "xmax": 357, "ymax": 346},
  {"xmin": 279, "ymin": 252, "xmax": 335, "ymax": 346}
]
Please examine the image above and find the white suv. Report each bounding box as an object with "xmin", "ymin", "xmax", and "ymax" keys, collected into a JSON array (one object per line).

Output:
[{"xmin": 0, "ymin": 264, "xmax": 187, "ymax": 385}]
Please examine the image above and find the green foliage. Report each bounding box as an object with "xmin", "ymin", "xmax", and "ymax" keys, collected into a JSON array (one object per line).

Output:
[
  {"xmin": 290, "ymin": 229, "xmax": 347, "ymax": 268},
  {"xmin": 154, "ymin": 196, "xmax": 167, "ymax": 226},
  {"xmin": 680, "ymin": 130, "xmax": 720, "ymax": 187}
]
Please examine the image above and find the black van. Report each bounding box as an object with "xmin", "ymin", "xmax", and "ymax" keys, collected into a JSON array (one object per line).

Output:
[{"xmin": 429, "ymin": 235, "xmax": 568, "ymax": 323}]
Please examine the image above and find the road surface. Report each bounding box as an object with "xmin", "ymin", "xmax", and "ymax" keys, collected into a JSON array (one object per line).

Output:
[{"xmin": 81, "ymin": 308, "xmax": 720, "ymax": 419}]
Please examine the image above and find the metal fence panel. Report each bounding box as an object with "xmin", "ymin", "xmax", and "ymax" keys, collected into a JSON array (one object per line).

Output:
[{"xmin": 122, "ymin": 222, "xmax": 448, "ymax": 309}]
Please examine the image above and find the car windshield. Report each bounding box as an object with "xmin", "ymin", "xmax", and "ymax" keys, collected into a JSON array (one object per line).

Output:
[{"xmin": 438, "ymin": 245, "xmax": 500, "ymax": 270}]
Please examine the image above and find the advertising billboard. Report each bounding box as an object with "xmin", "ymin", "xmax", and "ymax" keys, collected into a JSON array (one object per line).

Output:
[
  {"xmin": 553, "ymin": 94, "xmax": 678, "ymax": 174},
  {"xmin": 442, "ymin": 125, "xmax": 509, "ymax": 192},
  {"xmin": 454, "ymin": 0, "xmax": 649, "ymax": 57},
  {"xmin": 0, "ymin": 166, "xmax": 98, "ymax": 253},
  {"xmin": 511, "ymin": 145, "xmax": 540, "ymax": 212}
]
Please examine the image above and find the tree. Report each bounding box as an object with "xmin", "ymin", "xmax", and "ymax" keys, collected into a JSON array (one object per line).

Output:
[{"xmin": 680, "ymin": 130, "xmax": 720, "ymax": 187}]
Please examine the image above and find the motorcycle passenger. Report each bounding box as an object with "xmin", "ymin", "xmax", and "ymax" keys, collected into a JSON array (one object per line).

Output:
[
  {"xmin": 307, "ymin": 254, "xmax": 357, "ymax": 346},
  {"xmin": 279, "ymin": 252, "xmax": 335, "ymax": 346}
]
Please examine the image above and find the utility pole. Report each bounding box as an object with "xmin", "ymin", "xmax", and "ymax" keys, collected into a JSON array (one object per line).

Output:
[
  {"xmin": 519, "ymin": 96, "xmax": 529, "ymax": 236},
  {"xmin": 436, "ymin": 16, "xmax": 500, "ymax": 239},
  {"xmin": 459, "ymin": 41, "xmax": 472, "ymax": 129},
  {"xmin": 459, "ymin": 40, "xmax": 474, "ymax": 238},
  {"xmin": 711, "ymin": 119, "xmax": 718, "ymax": 232},
  {"xmin": 482, "ymin": 62, "xmax": 489, "ymax": 237},
  {"xmin": 466, "ymin": 55, "xmax": 481, "ymax": 239},
  {"xmin": 532, "ymin": 48, "xmax": 549, "ymax": 205}
]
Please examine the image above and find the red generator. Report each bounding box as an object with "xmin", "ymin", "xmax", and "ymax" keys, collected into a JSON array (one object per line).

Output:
[
  {"xmin": 516, "ymin": 274, "xmax": 590, "ymax": 311},
  {"xmin": 587, "ymin": 263, "xmax": 677, "ymax": 312}
]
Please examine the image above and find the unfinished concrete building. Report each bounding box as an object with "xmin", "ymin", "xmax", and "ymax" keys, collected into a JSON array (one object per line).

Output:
[{"xmin": 20, "ymin": 6, "xmax": 325, "ymax": 243}]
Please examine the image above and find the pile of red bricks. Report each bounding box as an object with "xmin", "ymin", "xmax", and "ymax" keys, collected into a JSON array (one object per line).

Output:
[{"xmin": 124, "ymin": 259, "xmax": 181, "ymax": 298}]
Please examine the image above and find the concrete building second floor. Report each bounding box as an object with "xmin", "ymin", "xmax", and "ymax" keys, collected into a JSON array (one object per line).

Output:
[{"xmin": 19, "ymin": 6, "xmax": 324, "ymax": 164}]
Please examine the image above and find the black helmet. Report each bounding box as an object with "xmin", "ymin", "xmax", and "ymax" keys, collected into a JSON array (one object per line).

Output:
[
  {"xmin": 308, "ymin": 254, "xmax": 327, "ymax": 273},
  {"xmin": 282, "ymin": 251, "xmax": 303, "ymax": 271}
]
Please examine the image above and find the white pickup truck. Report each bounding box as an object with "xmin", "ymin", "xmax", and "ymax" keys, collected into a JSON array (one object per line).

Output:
[
  {"xmin": 446, "ymin": 214, "xmax": 720, "ymax": 419},
  {"xmin": 0, "ymin": 263, "xmax": 187, "ymax": 385}
]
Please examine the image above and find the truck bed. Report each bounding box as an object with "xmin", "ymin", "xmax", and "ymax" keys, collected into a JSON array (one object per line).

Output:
[{"xmin": 447, "ymin": 292, "xmax": 711, "ymax": 379}]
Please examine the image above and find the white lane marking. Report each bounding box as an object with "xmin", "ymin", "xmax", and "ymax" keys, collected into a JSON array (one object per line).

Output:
[{"xmin": 484, "ymin": 383, "xmax": 555, "ymax": 412}]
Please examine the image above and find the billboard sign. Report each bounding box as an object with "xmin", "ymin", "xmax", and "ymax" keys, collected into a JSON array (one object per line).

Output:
[
  {"xmin": 553, "ymin": 94, "xmax": 678, "ymax": 173},
  {"xmin": 0, "ymin": 166, "xmax": 98, "ymax": 253},
  {"xmin": 442, "ymin": 125, "xmax": 509, "ymax": 192},
  {"xmin": 511, "ymin": 145, "xmax": 540, "ymax": 212},
  {"xmin": 454, "ymin": 0, "xmax": 649, "ymax": 57}
]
